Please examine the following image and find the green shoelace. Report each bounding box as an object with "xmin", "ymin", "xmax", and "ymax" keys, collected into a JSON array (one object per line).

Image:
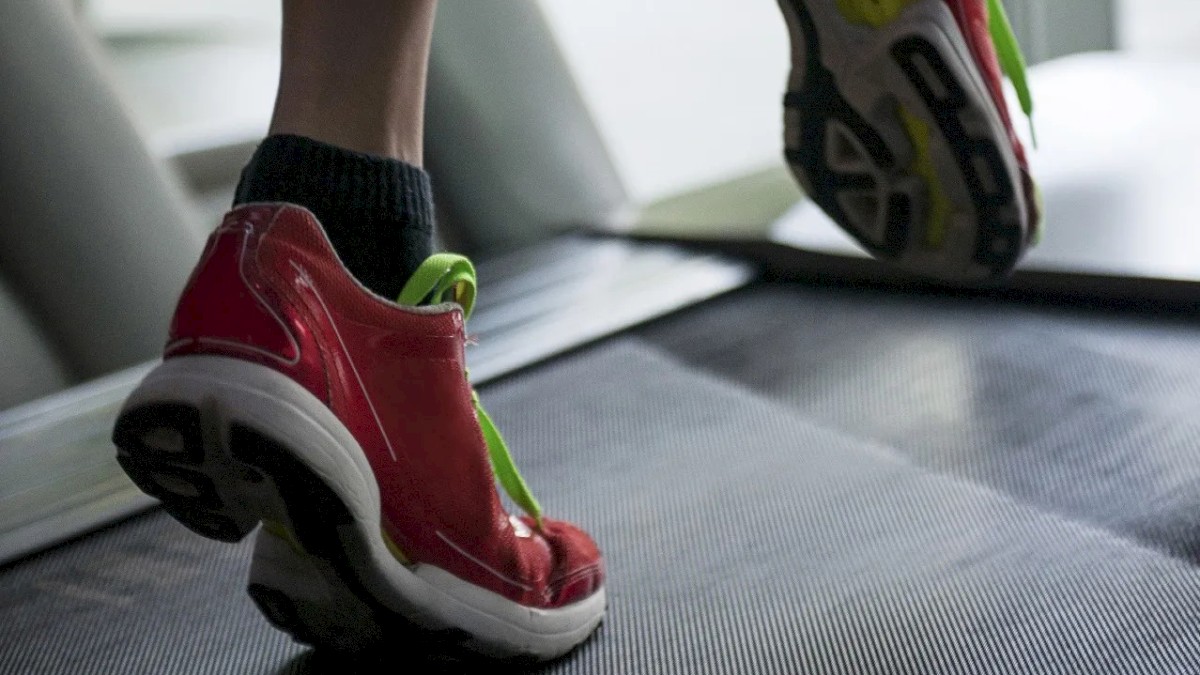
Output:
[
  {"xmin": 987, "ymin": 0, "xmax": 1036, "ymax": 145},
  {"xmin": 390, "ymin": 5, "xmax": 1033, "ymax": 532},
  {"xmin": 398, "ymin": 253, "xmax": 544, "ymax": 530}
]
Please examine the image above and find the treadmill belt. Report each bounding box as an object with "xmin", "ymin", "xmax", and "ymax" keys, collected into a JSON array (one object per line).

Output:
[
  {"xmin": 640, "ymin": 285, "xmax": 1200, "ymax": 564},
  {"xmin": 5, "ymin": 336, "xmax": 1200, "ymax": 673}
]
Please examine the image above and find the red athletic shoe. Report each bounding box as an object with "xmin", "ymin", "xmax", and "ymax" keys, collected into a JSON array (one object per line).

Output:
[
  {"xmin": 112, "ymin": 204, "xmax": 606, "ymax": 659},
  {"xmin": 779, "ymin": 0, "xmax": 1040, "ymax": 280}
]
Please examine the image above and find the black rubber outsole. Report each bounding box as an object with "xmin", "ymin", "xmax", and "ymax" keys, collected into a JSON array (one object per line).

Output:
[
  {"xmin": 782, "ymin": 0, "xmax": 1023, "ymax": 278},
  {"xmin": 114, "ymin": 402, "xmax": 257, "ymax": 543}
]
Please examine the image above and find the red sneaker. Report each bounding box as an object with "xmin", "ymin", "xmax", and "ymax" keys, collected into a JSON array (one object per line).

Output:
[
  {"xmin": 779, "ymin": 0, "xmax": 1040, "ymax": 280},
  {"xmin": 112, "ymin": 204, "xmax": 606, "ymax": 659}
]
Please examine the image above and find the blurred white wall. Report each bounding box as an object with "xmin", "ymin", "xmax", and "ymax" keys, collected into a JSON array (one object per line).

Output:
[
  {"xmin": 83, "ymin": 0, "xmax": 1200, "ymax": 209},
  {"xmin": 538, "ymin": 1, "xmax": 789, "ymax": 205},
  {"xmin": 1118, "ymin": 0, "xmax": 1200, "ymax": 56}
]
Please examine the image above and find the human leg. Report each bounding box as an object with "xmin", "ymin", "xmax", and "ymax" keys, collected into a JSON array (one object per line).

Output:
[
  {"xmin": 235, "ymin": 0, "xmax": 437, "ymax": 297},
  {"xmin": 113, "ymin": 1, "xmax": 606, "ymax": 660}
]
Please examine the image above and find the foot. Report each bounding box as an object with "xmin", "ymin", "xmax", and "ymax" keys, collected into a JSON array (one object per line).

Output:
[
  {"xmin": 112, "ymin": 204, "xmax": 606, "ymax": 660},
  {"xmin": 778, "ymin": 0, "xmax": 1040, "ymax": 280}
]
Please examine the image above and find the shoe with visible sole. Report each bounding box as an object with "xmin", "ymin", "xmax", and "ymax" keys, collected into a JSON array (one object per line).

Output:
[
  {"xmin": 779, "ymin": 0, "xmax": 1040, "ymax": 280},
  {"xmin": 112, "ymin": 204, "xmax": 606, "ymax": 660}
]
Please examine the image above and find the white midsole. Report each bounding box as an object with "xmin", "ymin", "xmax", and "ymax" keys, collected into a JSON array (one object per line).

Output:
[{"xmin": 122, "ymin": 355, "xmax": 605, "ymax": 659}]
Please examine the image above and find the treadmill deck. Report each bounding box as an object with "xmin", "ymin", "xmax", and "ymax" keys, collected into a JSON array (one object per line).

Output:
[{"xmin": 5, "ymin": 283, "xmax": 1200, "ymax": 674}]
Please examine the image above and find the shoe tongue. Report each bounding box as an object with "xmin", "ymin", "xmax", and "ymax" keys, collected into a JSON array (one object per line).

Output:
[{"xmin": 397, "ymin": 254, "xmax": 477, "ymax": 318}]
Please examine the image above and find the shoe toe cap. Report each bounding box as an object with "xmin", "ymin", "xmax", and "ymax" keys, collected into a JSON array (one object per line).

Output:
[{"xmin": 525, "ymin": 516, "xmax": 606, "ymax": 607}]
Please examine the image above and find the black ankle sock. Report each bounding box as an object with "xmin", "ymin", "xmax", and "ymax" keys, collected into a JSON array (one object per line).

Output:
[{"xmin": 233, "ymin": 134, "xmax": 435, "ymax": 299}]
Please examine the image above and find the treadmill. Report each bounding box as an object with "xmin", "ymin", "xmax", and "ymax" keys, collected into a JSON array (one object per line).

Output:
[
  {"xmin": 10, "ymin": 228, "xmax": 1200, "ymax": 673},
  {"xmin": 5, "ymin": 8, "xmax": 1200, "ymax": 674}
]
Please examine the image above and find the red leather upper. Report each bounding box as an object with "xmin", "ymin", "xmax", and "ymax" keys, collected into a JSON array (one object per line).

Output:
[{"xmin": 167, "ymin": 204, "xmax": 603, "ymax": 609}]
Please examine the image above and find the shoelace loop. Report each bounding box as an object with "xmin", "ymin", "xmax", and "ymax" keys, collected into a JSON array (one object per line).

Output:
[{"xmin": 398, "ymin": 253, "xmax": 545, "ymax": 530}]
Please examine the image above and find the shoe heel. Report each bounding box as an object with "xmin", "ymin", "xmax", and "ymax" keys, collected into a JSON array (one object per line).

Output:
[
  {"xmin": 112, "ymin": 357, "xmax": 368, "ymax": 556},
  {"xmin": 113, "ymin": 356, "xmax": 388, "ymax": 601}
]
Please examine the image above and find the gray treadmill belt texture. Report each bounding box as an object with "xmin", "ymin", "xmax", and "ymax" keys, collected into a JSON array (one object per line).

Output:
[
  {"xmin": 4, "ymin": 340, "xmax": 1200, "ymax": 673},
  {"xmin": 639, "ymin": 284, "xmax": 1200, "ymax": 564}
]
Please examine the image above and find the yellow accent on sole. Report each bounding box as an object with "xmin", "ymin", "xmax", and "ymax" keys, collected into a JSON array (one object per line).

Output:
[
  {"xmin": 382, "ymin": 529, "xmax": 410, "ymax": 565},
  {"xmin": 262, "ymin": 519, "xmax": 304, "ymax": 554},
  {"xmin": 836, "ymin": 0, "xmax": 920, "ymax": 27},
  {"xmin": 263, "ymin": 519, "xmax": 411, "ymax": 566},
  {"xmin": 898, "ymin": 107, "xmax": 952, "ymax": 250}
]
